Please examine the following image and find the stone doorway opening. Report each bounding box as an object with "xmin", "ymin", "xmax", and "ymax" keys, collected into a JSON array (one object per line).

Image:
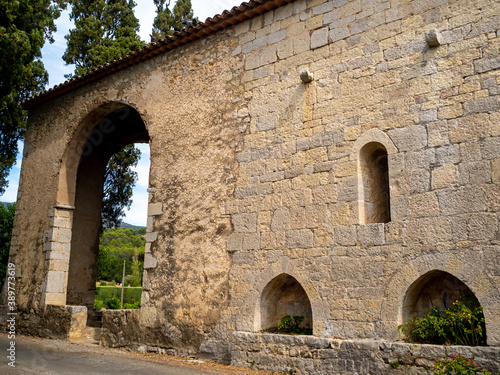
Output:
[
  {"xmin": 258, "ymin": 273, "xmax": 313, "ymax": 334},
  {"xmin": 54, "ymin": 104, "xmax": 150, "ymax": 336}
]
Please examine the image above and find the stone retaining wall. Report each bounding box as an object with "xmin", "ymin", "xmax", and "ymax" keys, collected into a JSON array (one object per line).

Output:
[{"xmin": 231, "ymin": 332, "xmax": 500, "ymax": 375}]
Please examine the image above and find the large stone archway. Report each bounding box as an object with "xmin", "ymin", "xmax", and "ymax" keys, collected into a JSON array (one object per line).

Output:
[{"xmin": 42, "ymin": 103, "xmax": 149, "ymax": 310}]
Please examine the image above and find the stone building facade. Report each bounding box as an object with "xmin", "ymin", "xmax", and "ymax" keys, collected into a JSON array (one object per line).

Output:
[{"xmin": 2, "ymin": 0, "xmax": 500, "ymax": 373}]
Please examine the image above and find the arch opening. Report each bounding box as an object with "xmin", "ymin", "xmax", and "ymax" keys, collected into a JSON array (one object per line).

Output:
[
  {"xmin": 259, "ymin": 274, "xmax": 312, "ymax": 334},
  {"xmin": 65, "ymin": 105, "xmax": 149, "ymax": 316},
  {"xmin": 360, "ymin": 142, "xmax": 390, "ymax": 224},
  {"xmin": 402, "ymin": 270, "xmax": 487, "ymax": 345}
]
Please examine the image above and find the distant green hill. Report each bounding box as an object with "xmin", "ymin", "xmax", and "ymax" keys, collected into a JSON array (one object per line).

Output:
[{"xmin": 119, "ymin": 222, "xmax": 146, "ymax": 230}]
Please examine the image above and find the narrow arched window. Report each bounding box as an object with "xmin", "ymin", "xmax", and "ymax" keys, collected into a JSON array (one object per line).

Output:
[{"xmin": 360, "ymin": 142, "xmax": 390, "ymax": 224}]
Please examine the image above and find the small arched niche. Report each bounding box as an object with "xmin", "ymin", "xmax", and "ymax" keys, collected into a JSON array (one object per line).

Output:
[
  {"xmin": 360, "ymin": 142, "xmax": 390, "ymax": 224},
  {"xmin": 259, "ymin": 274, "xmax": 313, "ymax": 334},
  {"xmin": 403, "ymin": 270, "xmax": 483, "ymax": 322}
]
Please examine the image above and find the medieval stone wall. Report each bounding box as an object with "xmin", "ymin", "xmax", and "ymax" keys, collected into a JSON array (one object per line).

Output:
[
  {"xmin": 3, "ymin": 0, "xmax": 500, "ymax": 373},
  {"xmin": 218, "ymin": 0, "xmax": 500, "ymax": 359}
]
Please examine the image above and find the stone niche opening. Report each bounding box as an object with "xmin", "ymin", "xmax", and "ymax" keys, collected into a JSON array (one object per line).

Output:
[
  {"xmin": 360, "ymin": 142, "xmax": 390, "ymax": 224},
  {"xmin": 402, "ymin": 270, "xmax": 484, "ymax": 324},
  {"xmin": 259, "ymin": 273, "xmax": 312, "ymax": 334},
  {"xmin": 65, "ymin": 105, "xmax": 149, "ymax": 316}
]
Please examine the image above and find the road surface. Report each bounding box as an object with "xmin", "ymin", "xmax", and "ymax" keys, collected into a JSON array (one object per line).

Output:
[{"xmin": 0, "ymin": 333, "xmax": 274, "ymax": 375}]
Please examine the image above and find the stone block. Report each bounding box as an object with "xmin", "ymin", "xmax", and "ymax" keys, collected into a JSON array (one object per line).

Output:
[
  {"xmin": 388, "ymin": 125, "xmax": 427, "ymax": 152},
  {"xmin": 457, "ymin": 160, "xmax": 491, "ymax": 185},
  {"xmin": 464, "ymin": 96, "xmax": 499, "ymax": 114},
  {"xmin": 45, "ymin": 271, "xmax": 66, "ymax": 293},
  {"xmin": 242, "ymin": 233, "xmax": 261, "ymax": 250},
  {"xmin": 232, "ymin": 212, "xmax": 257, "ymax": 233},
  {"xmin": 145, "ymin": 232, "xmax": 158, "ymax": 243},
  {"xmin": 357, "ymin": 224, "xmax": 385, "ymax": 246},
  {"xmin": 350, "ymin": 19, "xmax": 366, "ymax": 35},
  {"xmin": 329, "ymin": 26, "xmax": 350, "ymax": 43},
  {"xmin": 480, "ymin": 136, "xmax": 500, "ymax": 159},
  {"xmin": 256, "ymin": 114, "xmax": 277, "ymax": 132},
  {"xmin": 334, "ymin": 225, "xmax": 356, "ymax": 246},
  {"xmin": 311, "ymin": 27, "xmax": 329, "ymax": 49},
  {"xmin": 437, "ymin": 188, "xmax": 486, "ymax": 216},
  {"xmin": 285, "ymin": 229, "xmax": 313, "ymax": 248},
  {"xmin": 474, "ymin": 54, "xmax": 500, "ymax": 73},
  {"xmin": 233, "ymin": 251, "xmax": 254, "ymax": 265},
  {"xmin": 148, "ymin": 202, "xmax": 163, "ymax": 216},
  {"xmin": 268, "ymin": 29, "xmax": 286, "ymax": 44},
  {"xmin": 58, "ymin": 228, "xmax": 72, "ymax": 244},
  {"xmin": 271, "ymin": 208, "xmax": 291, "ymax": 231},
  {"xmin": 144, "ymin": 253, "xmax": 157, "ymax": 269}
]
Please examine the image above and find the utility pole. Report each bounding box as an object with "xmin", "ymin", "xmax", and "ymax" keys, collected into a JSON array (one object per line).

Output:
[{"xmin": 121, "ymin": 259, "xmax": 125, "ymax": 309}]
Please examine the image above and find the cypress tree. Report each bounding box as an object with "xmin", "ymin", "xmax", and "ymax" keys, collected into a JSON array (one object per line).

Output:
[
  {"xmin": 63, "ymin": 0, "xmax": 145, "ymax": 77},
  {"xmin": 0, "ymin": 0, "xmax": 63, "ymax": 194},
  {"xmin": 152, "ymin": 0, "xmax": 194, "ymax": 40}
]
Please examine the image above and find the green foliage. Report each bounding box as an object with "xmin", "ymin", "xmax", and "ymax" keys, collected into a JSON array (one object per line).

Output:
[
  {"xmin": 152, "ymin": 0, "xmax": 194, "ymax": 39},
  {"xmin": 105, "ymin": 296, "xmax": 121, "ymax": 309},
  {"xmin": 389, "ymin": 361, "xmax": 400, "ymax": 369},
  {"xmin": 100, "ymin": 281, "xmax": 107, "ymax": 286},
  {"xmin": 96, "ymin": 227, "xmax": 145, "ymax": 283},
  {"xmin": 0, "ymin": 202, "xmax": 15, "ymax": 287},
  {"xmin": 277, "ymin": 315, "xmax": 305, "ymax": 334},
  {"xmin": 95, "ymin": 286, "xmax": 142, "ymax": 309},
  {"xmin": 63, "ymin": 0, "xmax": 145, "ymax": 78},
  {"xmin": 433, "ymin": 355, "xmax": 490, "ymax": 375},
  {"xmin": 94, "ymin": 299, "xmax": 104, "ymax": 310},
  {"xmin": 102, "ymin": 145, "xmax": 141, "ymax": 229},
  {"xmin": 399, "ymin": 295, "xmax": 486, "ymax": 346},
  {"xmin": 123, "ymin": 300, "xmax": 141, "ymax": 309},
  {"xmin": 0, "ymin": 0, "xmax": 63, "ymax": 192}
]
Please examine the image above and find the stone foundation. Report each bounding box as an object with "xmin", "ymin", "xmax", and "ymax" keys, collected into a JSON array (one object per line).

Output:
[
  {"xmin": 230, "ymin": 332, "xmax": 500, "ymax": 375},
  {"xmin": 0, "ymin": 305, "xmax": 88, "ymax": 341}
]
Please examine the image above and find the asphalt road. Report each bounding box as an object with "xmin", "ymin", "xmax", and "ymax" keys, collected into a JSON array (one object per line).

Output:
[{"xmin": 0, "ymin": 333, "xmax": 229, "ymax": 375}]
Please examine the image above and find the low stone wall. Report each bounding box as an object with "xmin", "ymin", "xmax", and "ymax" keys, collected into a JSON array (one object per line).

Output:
[
  {"xmin": 0, "ymin": 305, "xmax": 87, "ymax": 341},
  {"xmin": 230, "ymin": 332, "xmax": 500, "ymax": 375}
]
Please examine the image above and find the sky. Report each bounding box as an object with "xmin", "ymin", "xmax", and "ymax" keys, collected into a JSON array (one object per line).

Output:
[{"xmin": 2, "ymin": 0, "xmax": 244, "ymax": 226}]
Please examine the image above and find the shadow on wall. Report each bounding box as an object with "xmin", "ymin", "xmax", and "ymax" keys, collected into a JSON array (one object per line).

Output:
[
  {"xmin": 259, "ymin": 273, "xmax": 313, "ymax": 333},
  {"xmin": 403, "ymin": 270, "xmax": 483, "ymax": 321}
]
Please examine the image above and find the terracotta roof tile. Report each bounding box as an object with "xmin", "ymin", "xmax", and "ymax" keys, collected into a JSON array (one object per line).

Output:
[{"xmin": 23, "ymin": 0, "xmax": 294, "ymax": 110}]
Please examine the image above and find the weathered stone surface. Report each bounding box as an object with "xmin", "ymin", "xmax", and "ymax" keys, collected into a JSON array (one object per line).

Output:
[{"xmin": 6, "ymin": 0, "xmax": 500, "ymax": 372}]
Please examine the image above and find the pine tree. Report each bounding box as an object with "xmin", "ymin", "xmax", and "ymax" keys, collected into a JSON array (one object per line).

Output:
[
  {"xmin": 0, "ymin": 0, "xmax": 63, "ymax": 194},
  {"xmin": 63, "ymin": 0, "xmax": 146, "ymax": 228},
  {"xmin": 152, "ymin": 0, "xmax": 194, "ymax": 40}
]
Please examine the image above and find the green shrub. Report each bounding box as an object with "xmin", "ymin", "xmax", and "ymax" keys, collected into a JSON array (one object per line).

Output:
[
  {"xmin": 99, "ymin": 281, "xmax": 107, "ymax": 286},
  {"xmin": 105, "ymin": 297, "xmax": 121, "ymax": 309},
  {"xmin": 123, "ymin": 301, "xmax": 141, "ymax": 309},
  {"xmin": 433, "ymin": 355, "xmax": 490, "ymax": 375},
  {"xmin": 278, "ymin": 315, "xmax": 304, "ymax": 334},
  {"xmin": 94, "ymin": 299, "xmax": 104, "ymax": 310},
  {"xmin": 399, "ymin": 295, "xmax": 486, "ymax": 346},
  {"xmin": 94, "ymin": 286, "xmax": 142, "ymax": 310}
]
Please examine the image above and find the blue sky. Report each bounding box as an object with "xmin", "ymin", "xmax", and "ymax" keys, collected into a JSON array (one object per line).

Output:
[{"xmin": 2, "ymin": 0, "xmax": 243, "ymax": 226}]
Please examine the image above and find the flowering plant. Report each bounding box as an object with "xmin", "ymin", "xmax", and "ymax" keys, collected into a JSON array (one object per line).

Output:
[
  {"xmin": 399, "ymin": 295, "xmax": 486, "ymax": 346},
  {"xmin": 433, "ymin": 355, "xmax": 490, "ymax": 375}
]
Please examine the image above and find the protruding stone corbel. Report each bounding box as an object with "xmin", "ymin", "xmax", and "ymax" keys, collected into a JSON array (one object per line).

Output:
[
  {"xmin": 425, "ymin": 29, "xmax": 442, "ymax": 47},
  {"xmin": 299, "ymin": 68, "xmax": 314, "ymax": 83}
]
